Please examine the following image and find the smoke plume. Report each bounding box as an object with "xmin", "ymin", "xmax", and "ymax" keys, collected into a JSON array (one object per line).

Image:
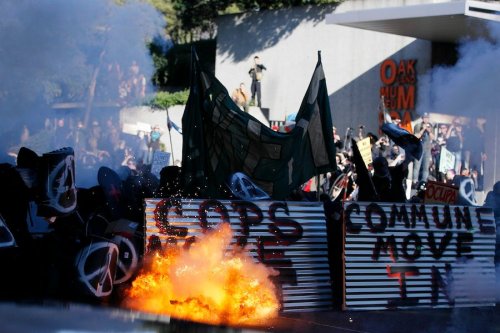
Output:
[
  {"xmin": 418, "ymin": 22, "xmax": 500, "ymax": 118},
  {"xmin": 0, "ymin": 0, "xmax": 166, "ymax": 160}
]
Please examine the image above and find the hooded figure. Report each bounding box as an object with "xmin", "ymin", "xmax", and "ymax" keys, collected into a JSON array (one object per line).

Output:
[
  {"xmin": 371, "ymin": 156, "xmax": 408, "ymax": 203},
  {"xmin": 484, "ymin": 181, "xmax": 500, "ymax": 219},
  {"xmin": 484, "ymin": 181, "xmax": 500, "ymax": 263}
]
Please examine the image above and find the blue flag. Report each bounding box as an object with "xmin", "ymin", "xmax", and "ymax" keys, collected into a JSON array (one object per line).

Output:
[
  {"xmin": 167, "ymin": 116, "xmax": 182, "ymax": 134},
  {"xmin": 381, "ymin": 123, "xmax": 422, "ymax": 161}
]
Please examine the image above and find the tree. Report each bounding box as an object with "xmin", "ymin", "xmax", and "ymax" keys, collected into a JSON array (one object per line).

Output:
[
  {"xmin": 149, "ymin": 0, "xmax": 343, "ymax": 44},
  {"xmin": 0, "ymin": 0, "xmax": 165, "ymax": 129}
]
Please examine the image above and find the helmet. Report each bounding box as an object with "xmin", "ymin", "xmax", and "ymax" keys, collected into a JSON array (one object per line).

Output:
[{"xmin": 227, "ymin": 172, "xmax": 270, "ymax": 201}]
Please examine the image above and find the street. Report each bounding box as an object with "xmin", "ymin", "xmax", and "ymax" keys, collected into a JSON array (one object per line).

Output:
[{"xmin": 0, "ymin": 301, "xmax": 498, "ymax": 333}]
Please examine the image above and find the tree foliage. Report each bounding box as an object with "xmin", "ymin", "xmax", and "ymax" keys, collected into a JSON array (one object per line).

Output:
[
  {"xmin": 149, "ymin": 0, "xmax": 343, "ymax": 44},
  {"xmin": 146, "ymin": 89, "xmax": 189, "ymax": 109}
]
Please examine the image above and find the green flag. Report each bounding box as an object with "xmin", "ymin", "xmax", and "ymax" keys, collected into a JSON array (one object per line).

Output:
[{"xmin": 181, "ymin": 50, "xmax": 336, "ymax": 200}]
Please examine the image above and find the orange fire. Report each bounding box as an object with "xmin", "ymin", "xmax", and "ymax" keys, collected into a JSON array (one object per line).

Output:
[{"xmin": 123, "ymin": 223, "xmax": 280, "ymax": 326}]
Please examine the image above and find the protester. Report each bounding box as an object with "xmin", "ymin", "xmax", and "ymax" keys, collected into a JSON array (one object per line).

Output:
[
  {"xmin": 371, "ymin": 134, "xmax": 390, "ymax": 159},
  {"xmin": 432, "ymin": 123, "xmax": 448, "ymax": 182},
  {"xmin": 484, "ymin": 181, "xmax": 500, "ymax": 262},
  {"xmin": 132, "ymin": 130, "xmax": 150, "ymax": 165},
  {"xmin": 371, "ymin": 155, "xmax": 408, "ymax": 203},
  {"xmin": 444, "ymin": 169, "xmax": 456, "ymax": 185},
  {"xmin": 148, "ymin": 125, "xmax": 163, "ymax": 164},
  {"xmin": 355, "ymin": 125, "xmax": 365, "ymax": 142},
  {"xmin": 484, "ymin": 181, "xmax": 500, "ymax": 219},
  {"xmin": 332, "ymin": 126, "xmax": 343, "ymax": 150},
  {"xmin": 387, "ymin": 145, "xmax": 405, "ymax": 167},
  {"xmin": 463, "ymin": 118, "xmax": 486, "ymax": 190},
  {"xmin": 248, "ymin": 55, "xmax": 267, "ymax": 108},
  {"xmin": 412, "ymin": 112, "xmax": 434, "ymax": 186},
  {"xmin": 231, "ymin": 82, "xmax": 251, "ymax": 112},
  {"xmin": 445, "ymin": 117, "xmax": 464, "ymax": 174}
]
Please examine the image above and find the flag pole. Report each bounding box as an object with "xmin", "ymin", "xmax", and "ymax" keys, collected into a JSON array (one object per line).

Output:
[
  {"xmin": 316, "ymin": 174, "xmax": 321, "ymax": 201},
  {"xmin": 380, "ymin": 95, "xmax": 391, "ymax": 124},
  {"xmin": 166, "ymin": 108, "xmax": 175, "ymax": 163}
]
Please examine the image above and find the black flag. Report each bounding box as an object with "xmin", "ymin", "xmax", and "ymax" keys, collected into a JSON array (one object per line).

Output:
[
  {"xmin": 181, "ymin": 49, "xmax": 336, "ymax": 199},
  {"xmin": 351, "ymin": 139, "xmax": 378, "ymax": 202}
]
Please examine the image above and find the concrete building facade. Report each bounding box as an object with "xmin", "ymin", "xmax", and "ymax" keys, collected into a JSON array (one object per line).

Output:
[{"xmin": 215, "ymin": 0, "xmax": 500, "ymax": 191}]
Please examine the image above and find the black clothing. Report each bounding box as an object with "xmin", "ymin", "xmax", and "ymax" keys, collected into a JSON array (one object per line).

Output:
[
  {"xmin": 249, "ymin": 64, "xmax": 266, "ymax": 107},
  {"xmin": 372, "ymin": 157, "xmax": 408, "ymax": 203}
]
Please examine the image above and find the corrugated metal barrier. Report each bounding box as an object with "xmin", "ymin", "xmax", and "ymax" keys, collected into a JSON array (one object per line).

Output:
[
  {"xmin": 343, "ymin": 202, "xmax": 496, "ymax": 311},
  {"xmin": 144, "ymin": 198, "xmax": 333, "ymax": 312}
]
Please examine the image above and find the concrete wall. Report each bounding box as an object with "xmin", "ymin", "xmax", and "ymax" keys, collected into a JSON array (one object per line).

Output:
[
  {"xmin": 334, "ymin": 0, "xmax": 456, "ymax": 12},
  {"xmin": 215, "ymin": 3, "xmax": 432, "ymax": 137},
  {"xmin": 120, "ymin": 105, "xmax": 184, "ymax": 164}
]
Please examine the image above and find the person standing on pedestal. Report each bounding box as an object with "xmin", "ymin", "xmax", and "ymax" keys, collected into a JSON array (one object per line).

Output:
[{"xmin": 248, "ymin": 55, "xmax": 267, "ymax": 108}]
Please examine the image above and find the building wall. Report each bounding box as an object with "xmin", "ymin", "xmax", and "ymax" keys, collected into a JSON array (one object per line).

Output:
[{"xmin": 215, "ymin": 3, "xmax": 432, "ymax": 138}]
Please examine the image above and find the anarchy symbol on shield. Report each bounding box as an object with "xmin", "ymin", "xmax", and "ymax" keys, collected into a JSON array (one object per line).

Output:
[
  {"xmin": 47, "ymin": 154, "xmax": 77, "ymax": 214},
  {"xmin": 0, "ymin": 214, "xmax": 15, "ymax": 248},
  {"xmin": 75, "ymin": 241, "xmax": 119, "ymax": 298}
]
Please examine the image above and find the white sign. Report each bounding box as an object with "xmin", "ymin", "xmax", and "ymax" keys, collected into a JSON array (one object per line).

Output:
[
  {"xmin": 439, "ymin": 146, "xmax": 455, "ymax": 173},
  {"xmin": 150, "ymin": 151, "xmax": 171, "ymax": 179},
  {"xmin": 357, "ymin": 137, "xmax": 373, "ymax": 167}
]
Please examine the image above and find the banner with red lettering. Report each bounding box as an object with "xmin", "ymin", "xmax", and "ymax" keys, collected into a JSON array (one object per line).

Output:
[
  {"xmin": 424, "ymin": 181, "xmax": 458, "ymax": 204},
  {"xmin": 343, "ymin": 202, "xmax": 496, "ymax": 310},
  {"xmin": 144, "ymin": 198, "xmax": 333, "ymax": 313}
]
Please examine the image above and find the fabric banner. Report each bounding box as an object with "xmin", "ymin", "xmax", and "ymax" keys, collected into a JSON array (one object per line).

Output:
[
  {"xmin": 167, "ymin": 115, "xmax": 182, "ymax": 134},
  {"xmin": 181, "ymin": 50, "xmax": 336, "ymax": 200},
  {"xmin": 381, "ymin": 122, "xmax": 422, "ymax": 161}
]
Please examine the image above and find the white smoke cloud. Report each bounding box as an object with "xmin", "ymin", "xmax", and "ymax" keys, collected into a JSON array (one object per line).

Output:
[
  {"xmin": 0, "ymin": 0, "xmax": 166, "ymax": 152},
  {"xmin": 418, "ymin": 22, "xmax": 500, "ymax": 118},
  {"xmin": 0, "ymin": 0, "xmax": 168, "ymax": 187},
  {"xmin": 496, "ymin": 263, "xmax": 500, "ymax": 303}
]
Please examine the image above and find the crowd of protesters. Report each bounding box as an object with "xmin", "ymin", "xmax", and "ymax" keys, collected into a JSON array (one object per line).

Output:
[
  {"xmin": 1, "ymin": 104, "xmax": 491, "ymax": 209},
  {"xmin": 97, "ymin": 60, "xmax": 147, "ymax": 105},
  {"xmin": 4, "ymin": 115, "xmax": 171, "ymax": 189},
  {"xmin": 302, "ymin": 112, "xmax": 488, "ymax": 206}
]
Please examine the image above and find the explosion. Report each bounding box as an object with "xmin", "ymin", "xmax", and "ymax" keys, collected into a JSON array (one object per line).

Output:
[{"xmin": 123, "ymin": 223, "xmax": 280, "ymax": 326}]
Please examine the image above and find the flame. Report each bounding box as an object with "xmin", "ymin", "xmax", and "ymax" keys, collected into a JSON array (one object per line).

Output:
[{"xmin": 123, "ymin": 223, "xmax": 279, "ymax": 326}]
